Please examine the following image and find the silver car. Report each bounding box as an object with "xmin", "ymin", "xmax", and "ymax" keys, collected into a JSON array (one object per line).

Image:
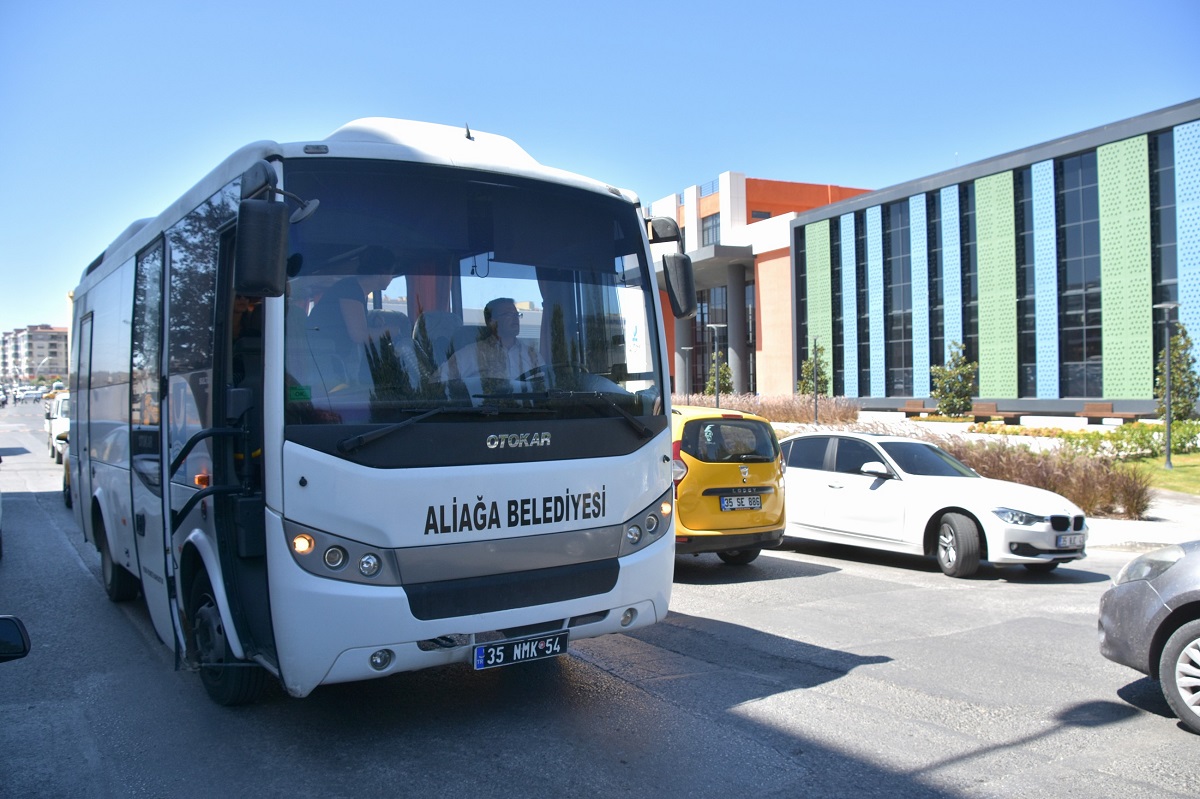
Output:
[{"xmin": 1098, "ymin": 541, "xmax": 1200, "ymax": 734}]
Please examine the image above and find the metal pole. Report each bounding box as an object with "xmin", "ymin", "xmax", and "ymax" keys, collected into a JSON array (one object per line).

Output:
[
  {"xmin": 706, "ymin": 324, "xmax": 726, "ymax": 409},
  {"xmin": 1154, "ymin": 301, "xmax": 1180, "ymax": 470},
  {"xmin": 1166, "ymin": 314, "xmax": 1174, "ymax": 470},
  {"xmin": 812, "ymin": 337, "xmax": 819, "ymax": 424}
]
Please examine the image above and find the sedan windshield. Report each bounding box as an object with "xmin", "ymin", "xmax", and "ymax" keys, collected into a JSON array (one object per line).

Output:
[
  {"xmin": 279, "ymin": 159, "xmax": 663, "ymax": 449},
  {"xmin": 879, "ymin": 441, "xmax": 977, "ymax": 478}
]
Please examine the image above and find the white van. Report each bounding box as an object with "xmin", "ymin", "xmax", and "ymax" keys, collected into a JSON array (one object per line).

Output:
[{"xmin": 44, "ymin": 392, "xmax": 69, "ymax": 463}]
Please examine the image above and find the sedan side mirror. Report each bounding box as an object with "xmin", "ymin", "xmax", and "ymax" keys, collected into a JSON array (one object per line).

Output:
[{"xmin": 860, "ymin": 461, "xmax": 892, "ymax": 479}]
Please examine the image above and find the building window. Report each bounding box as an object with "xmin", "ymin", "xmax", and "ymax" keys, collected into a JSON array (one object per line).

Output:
[
  {"xmin": 701, "ymin": 213, "xmax": 721, "ymax": 246},
  {"xmin": 746, "ymin": 279, "xmax": 757, "ymax": 393},
  {"xmin": 883, "ymin": 201, "xmax": 913, "ymax": 396},
  {"xmin": 1056, "ymin": 151, "xmax": 1102, "ymax": 398},
  {"xmin": 795, "ymin": 225, "xmax": 808, "ymax": 388},
  {"xmin": 831, "ymin": 218, "xmax": 844, "ymax": 397},
  {"xmin": 855, "ymin": 210, "xmax": 871, "ymax": 393},
  {"xmin": 926, "ymin": 192, "xmax": 944, "ymax": 367},
  {"xmin": 751, "ymin": 210, "xmax": 772, "ymax": 220},
  {"xmin": 1015, "ymin": 167, "xmax": 1037, "ymax": 397},
  {"xmin": 959, "ymin": 183, "xmax": 979, "ymax": 377},
  {"xmin": 693, "ymin": 286, "xmax": 728, "ymax": 394},
  {"xmin": 1151, "ymin": 129, "xmax": 1177, "ymax": 360}
]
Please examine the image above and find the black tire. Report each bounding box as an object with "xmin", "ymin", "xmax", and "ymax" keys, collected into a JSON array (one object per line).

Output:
[
  {"xmin": 936, "ymin": 512, "xmax": 981, "ymax": 578},
  {"xmin": 1024, "ymin": 561, "xmax": 1060, "ymax": 573},
  {"xmin": 98, "ymin": 517, "xmax": 140, "ymax": 602},
  {"xmin": 63, "ymin": 473, "xmax": 72, "ymax": 508},
  {"xmin": 717, "ymin": 548, "xmax": 761, "ymax": 566},
  {"xmin": 55, "ymin": 445, "xmax": 63, "ymax": 465},
  {"xmin": 187, "ymin": 571, "xmax": 267, "ymax": 706},
  {"xmin": 1159, "ymin": 618, "xmax": 1200, "ymax": 735}
]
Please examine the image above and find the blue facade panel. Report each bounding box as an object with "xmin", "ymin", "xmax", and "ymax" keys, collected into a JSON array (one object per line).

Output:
[
  {"xmin": 941, "ymin": 186, "xmax": 962, "ymax": 361},
  {"xmin": 840, "ymin": 212, "xmax": 859, "ymax": 397},
  {"xmin": 910, "ymin": 194, "xmax": 930, "ymax": 396},
  {"xmin": 867, "ymin": 206, "xmax": 885, "ymax": 396},
  {"xmin": 1032, "ymin": 159, "xmax": 1060, "ymax": 398},
  {"xmin": 1178, "ymin": 121, "xmax": 1200, "ymax": 340}
]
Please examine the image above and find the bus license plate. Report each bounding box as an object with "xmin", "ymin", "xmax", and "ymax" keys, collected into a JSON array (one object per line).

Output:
[
  {"xmin": 1057, "ymin": 533, "xmax": 1084, "ymax": 548},
  {"xmin": 721, "ymin": 495, "xmax": 762, "ymax": 511},
  {"xmin": 473, "ymin": 631, "xmax": 568, "ymax": 670}
]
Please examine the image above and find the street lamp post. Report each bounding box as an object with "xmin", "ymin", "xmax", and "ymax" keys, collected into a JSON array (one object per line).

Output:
[
  {"xmin": 680, "ymin": 346, "xmax": 693, "ymax": 395},
  {"xmin": 1153, "ymin": 301, "xmax": 1180, "ymax": 470},
  {"xmin": 706, "ymin": 323, "xmax": 727, "ymax": 409},
  {"xmin": 33, "ymin": 356, "xmax": 50, "ymax": 383}
]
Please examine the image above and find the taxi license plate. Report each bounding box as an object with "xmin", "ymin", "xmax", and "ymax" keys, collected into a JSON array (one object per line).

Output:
[
  {"xmin": 473, "ymin": 631, "xmax": 568, "ymax": 670},
  {"xmin": 721, "ymin": 495, "xmax": 762, "ymax": 511},
  {"xmin": 1057, "ymin": 533, "xmax": 1084, "ymax": 548}
]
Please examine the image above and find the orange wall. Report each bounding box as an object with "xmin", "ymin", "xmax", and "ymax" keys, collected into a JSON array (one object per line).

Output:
[
  {"xmin": 745, "ymin": 178, "xmax": 868, "ymax": 220},
  {"xmin": 754, "ymin": 249, "xmax": 795, "ymax": 395}
]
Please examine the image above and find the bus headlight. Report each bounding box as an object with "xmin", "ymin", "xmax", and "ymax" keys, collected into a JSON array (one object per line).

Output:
[
  {"xmin": 625, "ymin": 524, "xmax": 643, "ymax": 545},
  {"xmin": 359, "ymin": 553, "xmax": 381, "ymax": 578},
  {"xmin": 323, "ymin": 546, "xmax": 347, "ymax": 570}
]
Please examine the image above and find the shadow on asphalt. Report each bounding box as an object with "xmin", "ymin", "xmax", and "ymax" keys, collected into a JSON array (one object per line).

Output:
[{"xmin": 776, "ymin": 536, "xmax": 1111, "ymax": 584}]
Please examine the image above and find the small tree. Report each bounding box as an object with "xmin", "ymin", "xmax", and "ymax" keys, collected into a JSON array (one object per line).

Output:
[
  {"xmin": 930, "ymin": 341, "xmax": 977, "ymax": 418},
  {"xmin": 703, "ymin": 351, "xmax": 733, "ymax": 396},
  {"xmin": 797, "ymin": 341, "xmax": 831, "ymax": 395},
  {"xmin": 1156, "ymin": 321, "xmax": 1200, "ymax": 421}
]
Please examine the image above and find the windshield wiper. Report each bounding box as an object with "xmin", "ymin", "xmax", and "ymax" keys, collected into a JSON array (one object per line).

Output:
[
  {"xmin": 539, "ymin": 389, "xmax": 651, "ymax": 438},
  {"xmin": 337, "ymin": 407, "xmax": 447, "ymax": 454}
]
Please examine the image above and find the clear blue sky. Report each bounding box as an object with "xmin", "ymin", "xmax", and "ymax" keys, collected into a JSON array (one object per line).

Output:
[{"xmin": 2, "ymin": 0, "xmax": 1197, "ymax": 330}]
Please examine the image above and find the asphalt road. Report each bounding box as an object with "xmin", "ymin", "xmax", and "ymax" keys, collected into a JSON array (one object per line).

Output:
[{"xmin": 1, "ymin": 400, "xmax": 1195, "ymax": 798}]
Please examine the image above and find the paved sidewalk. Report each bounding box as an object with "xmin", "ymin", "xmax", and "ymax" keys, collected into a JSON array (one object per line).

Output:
[{"xmin": 1088, "ymin": 488, "xmax": 1200, "ymax": 550}]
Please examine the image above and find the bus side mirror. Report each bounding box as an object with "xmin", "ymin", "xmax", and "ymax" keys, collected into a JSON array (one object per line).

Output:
[
  {"xmin": 662, "ymin": 253, "xmax": 697, "ymax": 320},
  {"xmin": 234, "ymin": 199, "xmax": 288, "ymax": 298},
  {"xmin": 0, "ymin": 616, "xmax": 30, "ymax": 664}
]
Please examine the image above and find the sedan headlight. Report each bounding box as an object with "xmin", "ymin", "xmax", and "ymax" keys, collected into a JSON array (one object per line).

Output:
[
  {"xmin": 1114, "ymin": 544, "xmax": 1185, "ymax": 585},
  {"xmin": 993, "ymin": 507, "xmax": 1044, "ymax": 526}
]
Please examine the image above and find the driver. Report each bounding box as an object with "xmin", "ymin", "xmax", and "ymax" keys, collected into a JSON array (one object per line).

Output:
[{"xmin": 440, "ymin": 297, "xmax": 542, "ymax": 383}]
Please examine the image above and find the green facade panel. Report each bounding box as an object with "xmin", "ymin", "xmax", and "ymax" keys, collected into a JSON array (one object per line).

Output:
[
  {"xmin": 804, "ymin": 219, "xmax": 833, "ymax": 395},
  {"xmin": 975, "ymin": 172, "xmax": 1017, "ymax": 397},
  {"xmin": 1098, "ymin": 136, "xmax": 1153, "ymax": 398}
]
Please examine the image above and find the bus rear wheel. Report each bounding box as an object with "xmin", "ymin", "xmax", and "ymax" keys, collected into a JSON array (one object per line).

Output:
[{"xmin": 187, "ymin": 571, "xmax": 266, "ymax": 706}]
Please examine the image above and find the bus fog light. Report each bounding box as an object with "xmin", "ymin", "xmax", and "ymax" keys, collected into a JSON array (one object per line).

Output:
[
  {"xmin": 323, "ymin": 546, "xmax": 347, "ymax": 569},
  {"xmin": 292, "ymin": 533, "xmax": 315, "ymax": 555},
  {"xmin": 359, "ymin": 553, "xmax": 381, "ymax": 577},
  {"xmin": 369, "ymin": 649, "xmax": 393, "ymax": 671},
  {"xmin": 620, "ymin": 608, "xmax": 637, "ymax": 627},
  {"xmin": 625, "ymin": 524, "xmax": 643, "ymax": 545}
]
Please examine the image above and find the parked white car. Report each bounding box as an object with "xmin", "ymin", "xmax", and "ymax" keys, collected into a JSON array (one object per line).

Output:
[{"xmin": 780, "ymin": 431, "xmax": 1088, "ymax": 578}]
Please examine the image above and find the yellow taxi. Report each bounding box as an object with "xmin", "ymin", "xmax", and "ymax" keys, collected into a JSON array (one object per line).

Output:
[{"xmin": 671, "ymin": 405, "xmax": 785, "ymax": 565}]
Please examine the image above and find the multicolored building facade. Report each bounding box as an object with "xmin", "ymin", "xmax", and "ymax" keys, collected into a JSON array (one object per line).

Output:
[
  {"xmin": 792, "ymin": 98, "xmax": 1199, "ymax": 413},
  {"xmin": 655, "ymin": 99, "xmax": 1200, "ymax": 415}
]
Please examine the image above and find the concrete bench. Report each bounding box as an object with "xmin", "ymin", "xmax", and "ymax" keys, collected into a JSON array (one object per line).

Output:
[
  {"xmin": 1075, "ymin": 402, "xmax": 1140, "ymax": 425},
  {"xmin": 971, "ymin": 402, "xmax": 1022, "ymax": 425}
]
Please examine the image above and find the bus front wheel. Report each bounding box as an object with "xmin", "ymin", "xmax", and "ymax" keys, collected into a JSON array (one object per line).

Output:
[{"xmin": 187, "ymin": 571, "xmax": 266, "ymax": 706}]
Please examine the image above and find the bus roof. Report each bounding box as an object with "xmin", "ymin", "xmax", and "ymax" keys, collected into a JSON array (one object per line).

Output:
[{"xmin": 78, "ymin": 118, "xmax": 638, "ymax": 289}]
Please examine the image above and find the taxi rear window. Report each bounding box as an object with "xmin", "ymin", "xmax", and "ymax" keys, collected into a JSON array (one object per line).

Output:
[{"xmin": 679, "ymin": 419, "xmax": 778, "ymax": 464}]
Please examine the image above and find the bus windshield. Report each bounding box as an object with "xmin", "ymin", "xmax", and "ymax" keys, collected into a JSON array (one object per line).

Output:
[{"xmin": 280, "ymin": 159, "xmax": 663, "ymax": 453}]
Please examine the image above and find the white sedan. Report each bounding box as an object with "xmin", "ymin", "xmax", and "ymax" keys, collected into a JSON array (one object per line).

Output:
[{"xmin": 780, "ymin": 431, "xmax": 1087, "ymax": 577}]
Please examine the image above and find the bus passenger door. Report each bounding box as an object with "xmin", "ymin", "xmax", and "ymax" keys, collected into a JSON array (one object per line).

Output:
[
  {"xmin": 72, "ymin": 314, "xmax": 93, "ymax": 539},
  {"xmin": 131, "ymin": 239, "xmax": 176, "ymax": 647}
]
